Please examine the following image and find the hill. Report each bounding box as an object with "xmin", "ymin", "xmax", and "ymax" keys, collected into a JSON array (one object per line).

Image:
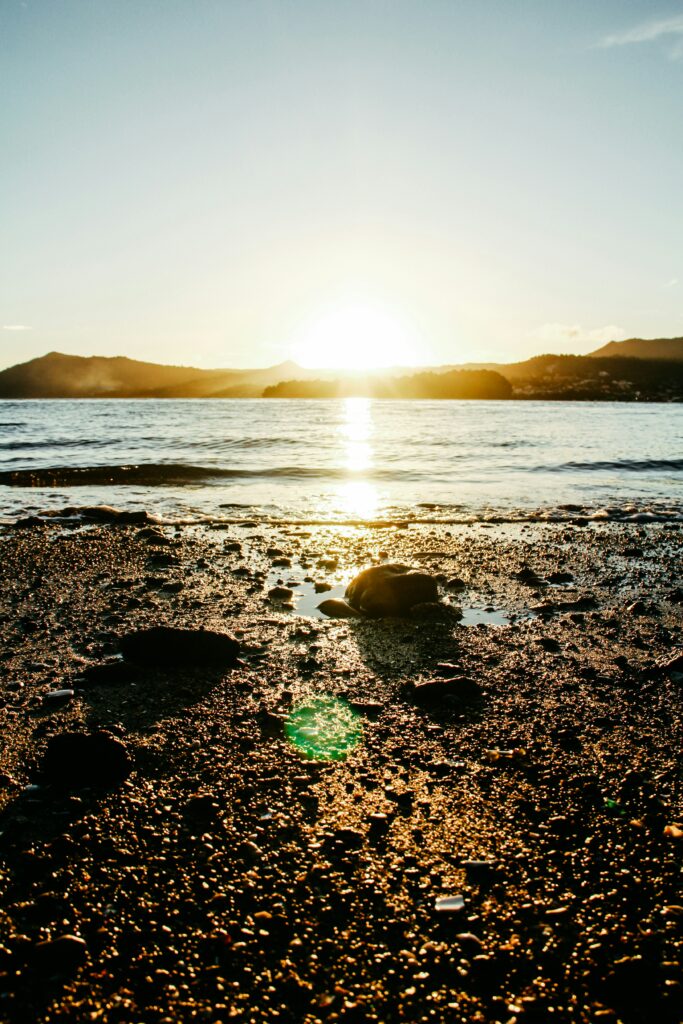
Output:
[
  {"xmin": 264, "ymin": 369, "xmax": 512, "ymax": 399},
  {"xmin": 589, "ymin": 337, "xmax": 683, "ymax": 361},
  {"xmin": 0, "ymin": 352, "xmax": 309, "ymax": 399},
  {"xmin": 1, "ymin": 340, "xmax": 682, "ymax": 400},
  {"xmin": 499, "ymin": 353, "xmax": 683, "ymax": 400}
]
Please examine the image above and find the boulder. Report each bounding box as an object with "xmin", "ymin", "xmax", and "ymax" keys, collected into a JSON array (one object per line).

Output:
[
  {"xmin": 345, "ymin": 564, "xmax": 439, "ymax": 617},
  {"xmin": 119, "ymin": 626, "xmax": 240, "ymax": 668},
  {"xmin": 41, "ymin": 731, "xmax": 132, "ymax": 788}
]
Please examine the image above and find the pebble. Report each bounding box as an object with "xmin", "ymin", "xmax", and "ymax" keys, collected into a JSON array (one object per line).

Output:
[
  {"xmin": 42, "ymin": 688, "xmax": 74, "ymax": 706},
  {"xmin": 268, "ymin": 586, "xmax": 294, "ymax": 601},
  {"xmin": 435, "ymin": 895, "xmax": 465, "ymax": 913}
]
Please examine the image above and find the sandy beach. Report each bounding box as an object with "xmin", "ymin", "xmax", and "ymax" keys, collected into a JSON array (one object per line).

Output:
[{"xmin": 0, "ymin": 511, "xmax": 681, "ymax": 1023}]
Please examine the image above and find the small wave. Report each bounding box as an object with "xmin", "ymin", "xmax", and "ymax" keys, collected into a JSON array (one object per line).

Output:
[
  {"xmin": 544, "ymin": 458, "xmax": 683, "ymax": 473},
  {"xmin": 0, "ymin": 463, "xmax": 420, "ymax": 487},
  {"xmin": 0, "ymin": 438, "xmax": 119, "ymax": 451}
]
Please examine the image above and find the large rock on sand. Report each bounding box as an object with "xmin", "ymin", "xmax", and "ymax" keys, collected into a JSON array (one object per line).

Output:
[
  {"xmin": 41, "ymin": 731, "xmax": 132, "ymax": 788},
  {"xmin": 120, "ymin": 626, "xmax": 240, "ymax": 668},
  {"xmin": 345, "ymin": 564, "xmax": 439, "ymax": 617}
]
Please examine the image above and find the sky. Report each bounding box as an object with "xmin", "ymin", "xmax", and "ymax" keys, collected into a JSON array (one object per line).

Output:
[{"xmin": 2, "ymin": 0, "xmax": 683, "ymax": 370}]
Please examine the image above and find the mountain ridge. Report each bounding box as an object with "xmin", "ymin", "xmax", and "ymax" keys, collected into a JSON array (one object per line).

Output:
[{"xmin": 0, "ymin": 337, "xmax": 681, "ymax": 399}]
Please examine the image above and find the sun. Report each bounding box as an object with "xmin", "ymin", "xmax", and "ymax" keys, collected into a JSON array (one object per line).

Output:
[{"xmin": 290, "ymin": 303, "xmax": 418, "ymax": 371}]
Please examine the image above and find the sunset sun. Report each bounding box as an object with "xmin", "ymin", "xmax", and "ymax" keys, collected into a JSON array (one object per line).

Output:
[{"xmin": 291, "ymin": 303, "xmax": 419, "ymax": 371}]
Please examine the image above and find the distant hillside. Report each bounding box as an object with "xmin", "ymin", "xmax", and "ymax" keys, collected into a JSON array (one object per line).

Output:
[
  {"xmin": 264, "ymin": 369, "xmax": 512, "ymax": 400},
  {"xmin": 500, "ymin": 353, "xmax": 683, "ymax": 400},
  {"xmin": 589, "ymin": 337, "xmax": 683, "ymax": 361},
  {"xmin": 0, "ymin": 342, "xmax": 681, "ymax": 400},
  {"xmin": 0, "ymin": 352, "xmax": 309, "ymax": 399}
]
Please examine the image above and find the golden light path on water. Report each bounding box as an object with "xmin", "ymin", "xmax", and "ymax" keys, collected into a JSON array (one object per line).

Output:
[{"xmin": 336, "ymin": 397, "xmax": 379, "ymax": 519}]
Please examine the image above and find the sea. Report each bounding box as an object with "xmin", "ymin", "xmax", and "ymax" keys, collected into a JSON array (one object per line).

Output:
[{"xmin": 0, "ymin": 398, "xmax": 681, "ymax": 523}]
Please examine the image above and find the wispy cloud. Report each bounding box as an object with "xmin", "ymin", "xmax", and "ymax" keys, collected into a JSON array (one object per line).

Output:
[
  {"xmin": 2, "ymin": 324, "xmax": 32, "ymax": 331},
  {"xmin": 599, "ymin": 14, "xmax": 683, "ymax": 58},
  {"xmin": 664, "ymin": 277, "xmax": 679, "ymax": 288},
  {"xmin": 532, "ymin": 323, "xmax": 627, "ymax": 350}
]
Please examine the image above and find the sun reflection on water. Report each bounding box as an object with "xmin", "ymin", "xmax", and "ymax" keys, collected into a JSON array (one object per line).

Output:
[{"xmin": 337, "ymin": 397, "xmax": 379, "ymax": 518}]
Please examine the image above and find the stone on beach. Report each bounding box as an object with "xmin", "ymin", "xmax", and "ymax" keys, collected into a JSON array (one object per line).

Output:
[
  {"xmin": 345, "ymin": 563, "xmax": 440, "ymax": 617},
  {"xmin": 317, "ymin": 598, "xmax": 362, "ymax": 618},
  {"xmin": 119, "ymin": 626, "xmax": 240, "ymax": 667},
  {"xmin": 40, "ymin": 731, "xmax": 132, "ymax": 788}
]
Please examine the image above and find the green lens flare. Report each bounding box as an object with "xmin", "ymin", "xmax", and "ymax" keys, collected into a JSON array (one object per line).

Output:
[{"xmin": 285, "ymin": 696, "xmax": 362, "ymax": 761}]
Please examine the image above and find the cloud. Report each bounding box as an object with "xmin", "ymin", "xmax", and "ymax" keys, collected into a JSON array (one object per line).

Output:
[
  {"xmin": 599, "ymin": 14, "xmax": 683, "ymax": 58},
  {"xmin": 664, "ymin": 277, "xmax": 679, "ymax": 288},
  {"xmin": 2, "ymin": 324, "xmax": 32, "ymax": 331},
  {"xmin": 532, "ymin": 323, "xmax": 628, "ymax": 351}
]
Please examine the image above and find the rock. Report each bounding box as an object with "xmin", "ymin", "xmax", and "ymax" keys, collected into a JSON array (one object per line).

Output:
[
  {"xmin": 345, "ymin": 564, "xmax": 439, "ymax": 617},
  {"xmin": 41, "ymin": 731, "xmax": 132, "ymax": 788},
  {"xmin": 658, "ymin": 650, "xmax": 683, "ymax": 676},
  {"xmin": 445, "ymin": 577, "xmax": 466, "ymax": 591},
  {"xmin": 33, "ymin": 934, "xmax": 88, "ymax": 974},
  {"xmin": 435, "ymin": 895, "xmax": 465, "ymax": 913},
  {"xmin": 317, "ymin": 598, "xmax": 361, "ymax": 619},
  {"xmin": 410, "ymin": 601, "xmax": 462, "ymax": 622},
  {"xmin": 268, "ymin": 586, "xmax": 294, "ymax": 601},
  {"xmin": 77, "ymin": 506, "xmax": 158, "ymax": 525},
  {"xmin": 411, "ymin": 676, "xmax": 482, "ymax": 705},
  {"xmin": 462, "ymin": 859, "xmax": 496, "ymax": 880},
  {"xmin": 119, "ymin": 626, "xmax": 240, "ymax": 668},
  {"xmin": 314, "ymin": 581, "xmax": 332, "ymax": 593},
  {"xmin": 42, "ymin": 688, "xmax": 74, "ymax": 707},
  {"xmin": 514, "ymin": 567, "xmax": 542, "ymax": 584},
  {"xmin": 548, "ymin": 571, "xmax": 574, "ymax": 584}
]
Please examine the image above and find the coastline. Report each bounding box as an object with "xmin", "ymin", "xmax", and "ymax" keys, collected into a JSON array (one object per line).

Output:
[{"xmin": 0, "ymin": 512, "xmax": 681, "ymax": 1022}]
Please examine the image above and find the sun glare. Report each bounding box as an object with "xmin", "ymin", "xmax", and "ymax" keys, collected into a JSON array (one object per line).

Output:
[{"xmin": 291, "ymin": 303, "xmax": 418, "ymax": 371}]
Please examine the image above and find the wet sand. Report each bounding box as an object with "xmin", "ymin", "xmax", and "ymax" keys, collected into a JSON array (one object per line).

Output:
[{"xmin": 0, "ymin": 513, "xmax": 681, "ymax": 1023}]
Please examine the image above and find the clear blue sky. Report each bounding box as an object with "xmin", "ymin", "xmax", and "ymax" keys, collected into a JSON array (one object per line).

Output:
[{"xmin": 2, "ymin": 0, "xmax": 682, "ymax": 369}]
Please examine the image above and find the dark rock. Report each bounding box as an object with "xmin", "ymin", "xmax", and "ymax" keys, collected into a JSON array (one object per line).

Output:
[
  {"xmin": 537, "ymin": 637, "xmax": 561, "ymax": 652},
  {"xmin": 33, "ymin": 934, "xmax": 88, "ymax": 974},
  {"xmin": 345, "ymin": 564, "xmax": 439, "ymax": 617},
  {"xmin": 119, "ymin": 626, "xmax": 240, "ymax": 668},
  {"xmin": 410, "ymin": 601, "xmax": 462, "ymax": 622},
  {"xmin": 658, "ymin": 649, "xmax": 683, "ymax": 675},
  {"xmin": 548, "ymin": 571, "xmax": 574, "ymax": 584},
  {"xmin": 42, "ymin": 688, "xmax": 74, "ymax": 707},
  {"xmin": 445, "ymin": 577, "xmax": 466, "ymax": 591},
  {"xmin": 268, "ymin": 586, "xmax": 294, "ymax": 601},
  {"xmin": 41, "ymin": 731, "xmax": 132, "ymax": 788},
  {"xmin": 411, "ymin": 676, "xmax": 482, "ymax": 705},
  {"xmin": 514, "ymin": 567, "xmax": 543, "ymax": 584}
]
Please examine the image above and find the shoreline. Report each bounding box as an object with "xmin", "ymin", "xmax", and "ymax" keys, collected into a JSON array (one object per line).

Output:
[{"xmin": 0, "ymin": 514, "xmax": 681, "ymax": 1022}]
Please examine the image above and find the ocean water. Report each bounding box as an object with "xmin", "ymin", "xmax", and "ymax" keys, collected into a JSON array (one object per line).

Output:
[{"xmin": 0, "ymin": 398, "xmax": 681, "ymax": 522}]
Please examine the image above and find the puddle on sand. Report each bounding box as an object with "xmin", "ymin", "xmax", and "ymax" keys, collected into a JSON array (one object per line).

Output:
[{"xmin": 267, "ymin": 573, "xmax": 534, "ymax": 626}]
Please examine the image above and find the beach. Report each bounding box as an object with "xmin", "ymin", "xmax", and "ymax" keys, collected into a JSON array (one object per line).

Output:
[{"xmin": 0, "ymin": 510, "xmax": 681, "ymax": 1023}]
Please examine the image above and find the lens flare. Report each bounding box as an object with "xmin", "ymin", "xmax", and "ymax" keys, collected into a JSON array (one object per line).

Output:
[{"xmin": 285, "ymin": 696, "xmax": 362, "ymax": 761}]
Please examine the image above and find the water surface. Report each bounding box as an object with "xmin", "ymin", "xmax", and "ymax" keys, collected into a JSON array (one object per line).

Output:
[{"xmin": 0, "ymin": 399, "xmax": 680, "ymax": 521}]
